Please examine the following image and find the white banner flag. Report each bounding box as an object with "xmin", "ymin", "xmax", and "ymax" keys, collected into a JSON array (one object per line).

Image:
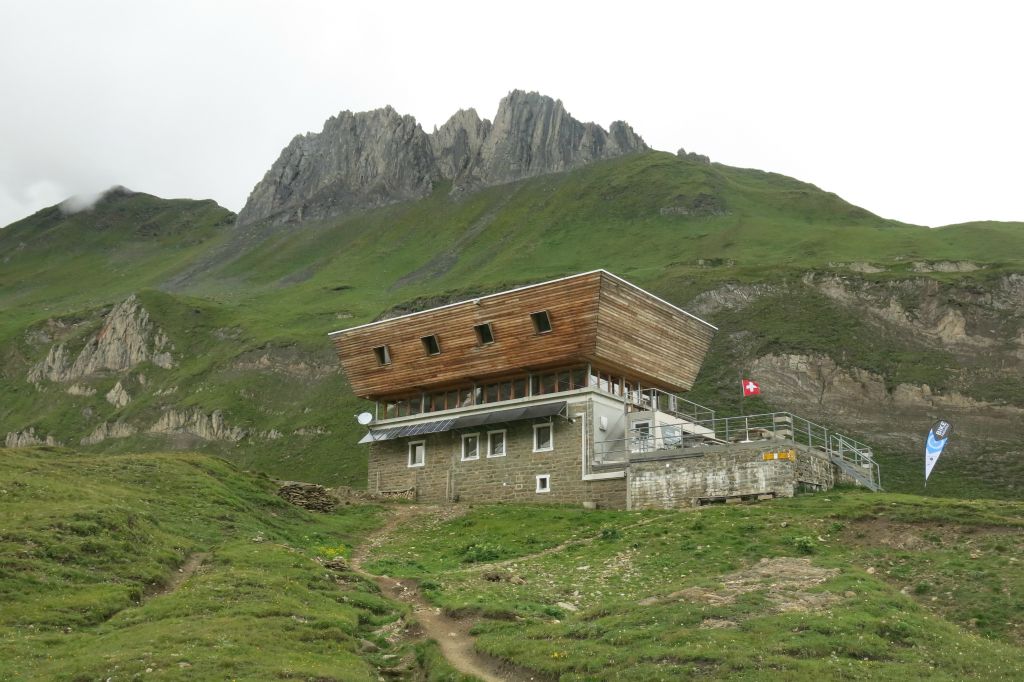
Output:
[{"xmin": 925, "ymin": 419, "xmax": 952, "ymax": 482}]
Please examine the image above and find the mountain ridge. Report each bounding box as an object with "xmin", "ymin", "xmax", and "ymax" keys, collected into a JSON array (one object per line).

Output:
[
  {"xmin": 235, "ymin": 90, "xmax": 648, "ymax": 226},
  {"xmin": 1, "ymin": 137, "xmax": 1022, "ymax": 499}
]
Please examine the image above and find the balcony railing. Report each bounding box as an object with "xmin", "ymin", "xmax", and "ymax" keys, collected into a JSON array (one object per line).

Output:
[{"xmin": 595, "ymin": 411, "xmax": 880, "ymax": 490}]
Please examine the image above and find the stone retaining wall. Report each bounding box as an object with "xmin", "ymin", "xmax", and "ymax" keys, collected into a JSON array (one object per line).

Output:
[{"xmin": 627, "ymin": 441, "xmax": 837, "ymax": 510}]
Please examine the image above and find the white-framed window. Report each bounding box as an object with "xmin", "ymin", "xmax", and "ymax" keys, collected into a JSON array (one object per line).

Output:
[
  {"xmin": 461, "ymin": 433, "xmax": 480, "ymax": 461},
  {"xmin": 533, "ymin": 422, "xmax": 553, "ymax": 452},
  {"xmin": 408, "ymin": 440, "xmax": 425, "ymax": 467},
  {"xmin": 536, "ymin": 474, "xmax": 550, "ymax": 493},
  {"xmin": 487, "ymin": 430, "xmax": 506, "ymax": 458}
]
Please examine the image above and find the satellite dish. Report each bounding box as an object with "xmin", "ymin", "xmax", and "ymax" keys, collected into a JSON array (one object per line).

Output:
[{"xmin": 356, "ymin": 412, "xmax": 373, "ymax": 426}]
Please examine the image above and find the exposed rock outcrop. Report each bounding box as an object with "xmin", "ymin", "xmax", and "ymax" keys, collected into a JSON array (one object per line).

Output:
[
  {"xmin": 750, "ymin": 352, "xmax": 1024, "ymax": 446},
  {"xmin": 81, "ymin": 422, "xmax": 137, "ymax": 446},
  {"xmin": 149, "ymin": 408, "xmax": 246, "ymax": 442},
  {"xmin": 686, "ymin": 273, "xmax": 1024, "ymax": 461},
  {"xmin": 4, "ymin": 428, "xmax": 61, "ymax": 448},
  {"xmin": 237, "ymin": 107, "xmax": 438, "ymax": 226},
  {"xmin": 105, "ymin": 380, "xmax": 131, "ymax": 408},
  {"xmin": 236, "ymin": 90, "xmax": 649, "ymax": 226},
  {"xmin": 27, "ymin": 295, "xmax": 174, "ymax": 384}
]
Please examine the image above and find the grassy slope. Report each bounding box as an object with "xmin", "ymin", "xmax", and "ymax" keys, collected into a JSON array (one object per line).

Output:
[
  {"xmin": 1, "ymin": 153, "xmax": 1022, "ymax": 491},
  {"xmin": 0, "ymin": 447, "xmax": 414, "ymax": 681},
  {"xmin": 367, "ymin": 492, "xmax": 1024, "ymax": 680}
]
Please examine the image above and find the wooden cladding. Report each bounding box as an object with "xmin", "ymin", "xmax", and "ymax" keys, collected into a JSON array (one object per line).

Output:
[
  {"xmin": 330, "ymin": 270, "xmax": 716, "ymax": 399},
  {"xmin": 593, "ymin": 275, "xmax": 715, "ymax": 392},
  {"xmin": 332, "ymin": 273, "xmax": 603, "ymax": 398}
]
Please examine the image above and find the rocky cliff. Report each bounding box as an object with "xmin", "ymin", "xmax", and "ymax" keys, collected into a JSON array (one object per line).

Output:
[
  {"xmin": 236, "ymin": 90, "xmax": 648, "ymax": 226},
  {"xmin": 27, "ymin": 295, "xmax": 174, "ymax": 384}
]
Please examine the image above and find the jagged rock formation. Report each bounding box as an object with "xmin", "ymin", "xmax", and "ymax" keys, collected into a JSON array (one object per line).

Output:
[
  {"xmin": 149, "ymin": 408, "xmax": 246, "ymax": 442},
  {"xmin": 4, "ymin": 428, "xmax": 61, "ymax": 448},
  {"xmin": 66, "ymin": 384, "xmax": 97, "ymax": 397},
  {"xmin": 27, "ymin": 295, "xmax": 174, "ymax": 383},
  {"xmin": 81, "ymin": 422, "xmax": 137, "ymax": 446},
  {"xmin": 105, "ymin": 380, "xmax": 131, "ymax": 408},
  {"xmin": 236, "ymin": 90, "xmax": 648, "ymax": 226}
]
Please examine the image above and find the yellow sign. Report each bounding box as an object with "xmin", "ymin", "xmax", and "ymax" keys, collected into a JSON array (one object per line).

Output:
[{"xmin": 763, "ymin": 449, "xmax": 795, "ymax": 461}]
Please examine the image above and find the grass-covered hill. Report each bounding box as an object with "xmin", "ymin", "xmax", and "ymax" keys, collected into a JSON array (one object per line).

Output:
[
  {"xmin": 368, "ymin": 492, "xmax": 1023, "ymax": 680},
  {"xmin": 1, "ymin": 152, "xmax": 1022, "ymax": 495},
  {"xmin": 0, "ymin": 447, "xmax": 399, "ymax": 680},
  {"xmin": 2, "ymin": 448, "xmax": 1020, "ymax": 679}
]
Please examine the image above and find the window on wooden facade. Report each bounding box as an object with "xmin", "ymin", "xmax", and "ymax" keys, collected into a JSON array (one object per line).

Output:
[
  {"xmin": 462, "ymin": 434, "xmax": 479, "ymax": 460},
  {"xmin": 474, "ymin": 323, "xmax": 495, "ymax": 345},
  {"xmin": 487, "ymin": 430, "xmax": 506, "ymax": 457},
  {"xmin": 421, "ymin": 335, "xmax": 441, "ymax": 356},
  {"xmin": 533, "ymin": 422, "xmax": 553, "ymax": 452},
  {"xmin": 373, "ymin": 345, "xmax": 391, "ymax": 366},
  {"xmin": 536, "ymin": 474, "xmax": 550, "ymax": 493},
  {"xmin": 408, "ymin": 440, "xmax": 426, "ymax": 467},
  {"xmin": 530, "ymin": 310, "xmax": 552, "ymax": 334}
]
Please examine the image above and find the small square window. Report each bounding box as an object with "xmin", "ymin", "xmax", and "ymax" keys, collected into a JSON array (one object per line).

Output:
[
  {"xmin": 530, "ymin": 310, "xmax": 552, "ymax": 334},
  {"xmin": 536, "ymin": 474, "xmax": 550, "ymax": 493},
  {"xmin": 408, "ymin": 440, "xmax": 425, "ymax": 467},
  {"xmin": 421, "ymin": 335, "xmax": 441, "ymax": 355},
  {"xmin": 462, "ymin": 434, "xmax": 480, "ymax": 461},
  {"xmin": 474, "ymin": 323, "xmax": 495, "ymax": 345},
  {"xmin": 533, "ymin": 423, "xmax": 553, "ymax": 452},
  {"xmin": 373, "ymin": 345, "xmax": 391, "ymax": 365},
  {"xmin": 487, "ymin": 430, "xmax": 506, "ymax": 457}
]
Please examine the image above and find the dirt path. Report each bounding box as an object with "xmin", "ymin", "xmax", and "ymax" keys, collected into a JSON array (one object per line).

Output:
[
  {"xmin": 147, "ymin": 552, "xmax": 210, "ymax": 598},
  {"xmin": 351, "ymin": 505, "xmax": 543, "ymax": 682}
]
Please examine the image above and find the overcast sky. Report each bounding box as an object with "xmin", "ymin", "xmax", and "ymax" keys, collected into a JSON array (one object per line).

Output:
[{"xmin": 1, "ymin": 1, "xmax": 1021, "ymax": 229}]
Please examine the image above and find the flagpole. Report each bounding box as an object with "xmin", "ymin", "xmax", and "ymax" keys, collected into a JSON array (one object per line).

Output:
[{"xmin": 739, "ymin": 370, "xmax": 745, "ymax": 418}]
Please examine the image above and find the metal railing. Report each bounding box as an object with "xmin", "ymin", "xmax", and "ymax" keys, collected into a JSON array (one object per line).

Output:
[
  {"xmin": 636, "ymin": 387, "xmax": 716, "ymax": 423},
  {"xmin": 593, "ymin": 410, "xmax": 880, "ymax": 490}
]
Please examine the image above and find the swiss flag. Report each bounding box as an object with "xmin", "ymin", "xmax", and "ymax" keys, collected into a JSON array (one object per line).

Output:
[{"xmin": 741, "ymin": 379, "xmax": 761, "ymax": 397}]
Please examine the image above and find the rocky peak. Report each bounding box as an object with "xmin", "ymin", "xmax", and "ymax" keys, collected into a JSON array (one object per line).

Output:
[
  {"xmin": 236, "ymin": 106, "xmax": 438, "ymax": 226},
  {"xmin": 236, "ymin": 90, "xmax": 649, "ymax": 226},
  {"xmin": 473, "ymin": 90, "xmax": 647, "ymax": 187}
]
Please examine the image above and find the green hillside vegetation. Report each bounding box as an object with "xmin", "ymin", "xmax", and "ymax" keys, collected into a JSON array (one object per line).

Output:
[
  {"xmin": 3, "ymin": 447, "xmax": 1020, "ymax": 680},
  {"xmin": 1, "ymin": 152, "xmax": 1022, "ymax": 493},
  {"xmin": 367, "ymin": 494, "xmax": 1024, "ymax": 680},
  {"xmin": 0, "ymin": 447, "xmax": 428, "ymax": 680}
]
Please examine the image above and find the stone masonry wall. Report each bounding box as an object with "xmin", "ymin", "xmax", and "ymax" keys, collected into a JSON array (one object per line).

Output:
[
  {"xmin": 367, "ymin": 403, "xmax": 626, "ymax": 508},
  {"xmin": 627, "ymin": 442, "xmax": 835, "ymax": 510}
]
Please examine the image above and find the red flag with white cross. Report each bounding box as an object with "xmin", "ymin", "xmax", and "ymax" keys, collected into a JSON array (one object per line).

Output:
[{"xmin": 741, "ymin": 379, "xmax": 760, "ymax": 397}]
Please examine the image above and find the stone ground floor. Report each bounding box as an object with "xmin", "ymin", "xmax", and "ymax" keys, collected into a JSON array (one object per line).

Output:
[{"xmin": 369, "ymin": 427, "xmax": 862, "ymax": 510}]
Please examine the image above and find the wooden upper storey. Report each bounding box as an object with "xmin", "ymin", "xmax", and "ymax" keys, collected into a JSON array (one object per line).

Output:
[{"xmin": 329, "ymin": 271, "xmax": 717, "ymax": 399}]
